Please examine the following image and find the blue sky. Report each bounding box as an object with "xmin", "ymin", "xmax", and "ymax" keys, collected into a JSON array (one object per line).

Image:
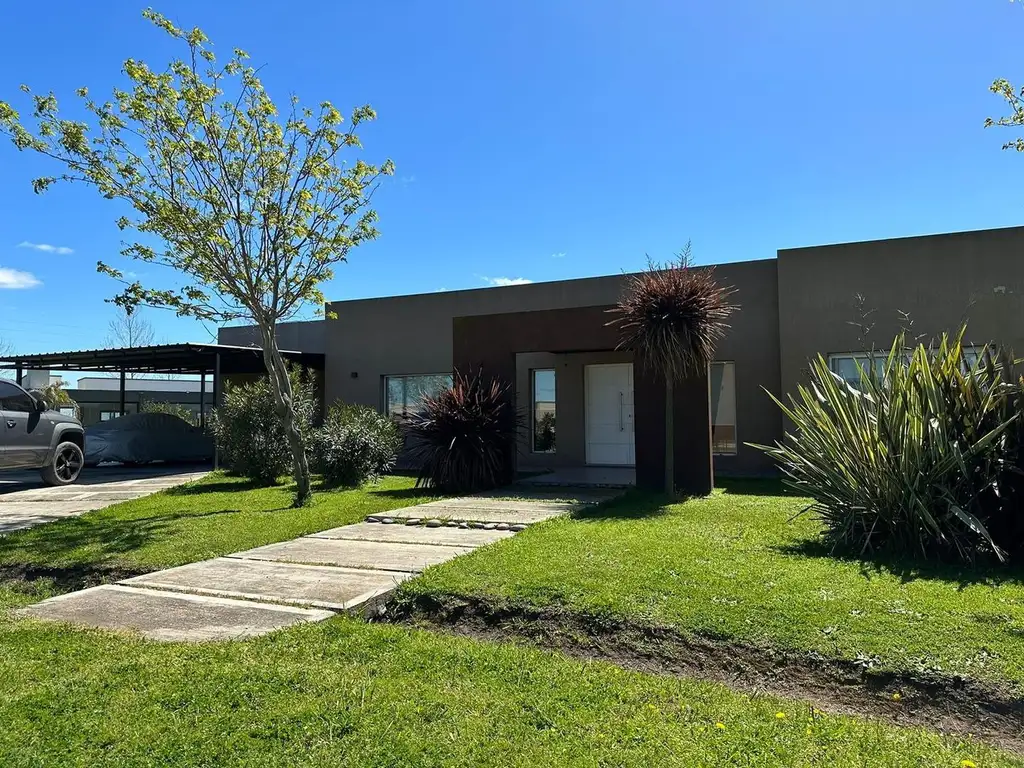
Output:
[{"xmin": 1, "ymin": 0, "xmax": 1023, "ymax": 356}]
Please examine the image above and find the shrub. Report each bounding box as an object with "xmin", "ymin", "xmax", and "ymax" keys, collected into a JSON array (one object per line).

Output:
[
  {"xmin": 403, "ymin": 370, "xmax": 521, "ymax": 494},
  {"xmin": 310, "ymin": 403, "xmax": 402, "ymax": 487},
  {"xmin": 210, "ymin": 371, "xmax": 318, "ymax": 485},
  {"xmin": 756, "ymin": 328, "xmax": 1024, "ymax": 564}
]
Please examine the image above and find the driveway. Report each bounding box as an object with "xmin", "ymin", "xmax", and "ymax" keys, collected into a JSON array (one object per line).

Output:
[{"xmin": 0, "ymin": 465, "xmax": 210, "ymax": 534}]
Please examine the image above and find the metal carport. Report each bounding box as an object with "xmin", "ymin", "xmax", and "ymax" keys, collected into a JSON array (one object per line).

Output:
[{"xmin": 0, "ymin": 343, "xmax": 325, "ymax": 465}]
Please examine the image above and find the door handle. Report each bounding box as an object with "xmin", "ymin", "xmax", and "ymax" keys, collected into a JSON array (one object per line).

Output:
[
  {"xmin": 5, "ymin": 420, "xmax": 14, "ymax": 429},
  {"xmin": 618, "ymin": 392, "xmax": 624, "ymax": 432}
]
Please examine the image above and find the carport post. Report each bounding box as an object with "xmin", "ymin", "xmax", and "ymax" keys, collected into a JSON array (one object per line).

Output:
[
  {"xmin": 199, "ymin": 370, "xmax": 206, "ymax": 430},
  {"xmin": 213, "ymin": 351, "xmax": 221, "ymax": 470},
  {"xmin": 15, "ymin": 365, "xmax": 22, "ymax": 386},
  {"xmin": 119, "ymin": 369, "xmax": 126, "ymax": 416}
]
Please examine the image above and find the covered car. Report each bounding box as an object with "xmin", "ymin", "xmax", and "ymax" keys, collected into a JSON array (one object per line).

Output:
[{"xmin": 84, "ymin": 412, "xmax": 213, "ymax": 467}]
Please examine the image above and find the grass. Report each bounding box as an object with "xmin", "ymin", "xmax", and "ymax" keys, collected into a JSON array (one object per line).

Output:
[
  {"xmin": 0, "ymin": 472, "xmax": 436, "ymax": 576},
  {"xmin": 0, "ymin": 473, "xmax": 1019, "ymax": 764},
  {"xmin": 0, "ymin": 604, "xmax": 1013, "ymax": 766},
  {"xmin": 404, "ymin": 479, "xmax": 1024, "ymax": 690}
]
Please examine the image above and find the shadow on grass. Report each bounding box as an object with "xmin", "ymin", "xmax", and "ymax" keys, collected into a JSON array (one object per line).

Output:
[
  {"xmin": 716, "ymin": 477, "xmax": 796, "ymax": 497},
  {"xmin": 164, "ymin": 477, "xmax": 270, "ymax": 496},
  {"xmin": 0, "ymin": 508, "xmax": 241, "ymax": 568},
  {"xmin": 369, "ymin": 485, "xmax": 444, "ymax": 501},
  {"xmin": 777, "ymin": 537, "xmax": 1024, "ymax": 588},
  {"xmin": 572, "ymin": 490, "xmax": 672, "ymax": 521},
  {"xmin": 0, "ymin": 561, "xmax": 151, "ymax": 595}
]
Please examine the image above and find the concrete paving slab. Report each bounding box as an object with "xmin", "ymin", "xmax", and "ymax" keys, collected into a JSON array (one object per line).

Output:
[
  {"xmin": 381, "ymin": 503, "xmax": 570, "ymax": 525},
  {"xmin": 15, "ymin": 584, "xmax": 332, "ymax": 642},
  {"xmin": 122, "ymin": 557, "xmax": 413, "ymax": 612},
  {"xmin": 231, "ymin": 537, "xmax": 474, "ymax": 573},
  {"xmin": 310, "ymin": 521, "xmax": 515, "ymax": 548},
  {"xmin": 0, "ymin": 468, "xmax": 209, "ymax": 535}
]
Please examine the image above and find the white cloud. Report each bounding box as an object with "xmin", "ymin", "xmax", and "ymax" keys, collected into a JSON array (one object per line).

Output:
[
  {"xmin": 551, "ymin": 252, "xmax": 566, "ymax": 259},
  {"xmin": 0, "ymin": 268, "xmax": 42, "ymax": 289},
  {"xmin": 482, "ymin": 276, "xmax": 533, "ymax": 287},
  {"xmin": 18, "ymin": 241, "xmax": 74, "ymax": 255}
]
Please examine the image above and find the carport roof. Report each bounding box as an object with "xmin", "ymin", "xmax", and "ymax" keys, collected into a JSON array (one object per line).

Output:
[{"xmin": 0, "ymin": 343, "xmax": 324, "ymax": 375}]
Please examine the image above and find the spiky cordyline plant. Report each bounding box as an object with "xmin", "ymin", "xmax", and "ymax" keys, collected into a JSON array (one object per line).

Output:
[
  {"xmin": 403, "ymin": 370, "xmax": 522, "ymax": 494},
  {"xmin": 607, "ymin": 245, "xmax": 736, "ymax": 495}
]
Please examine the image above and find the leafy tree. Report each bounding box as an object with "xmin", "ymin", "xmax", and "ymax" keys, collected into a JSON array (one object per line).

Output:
[
  {"xmin": 36, "ymin": 380, "xmax": 79, "ymax": 418},
  {"xmin": 139, "ymin": 398, "xmax": 198, "ymax": 425},
  {"xmin": 607, "ymin": 245, "xmax": 735, "ymax": 497},
  {"xmin": 0, "ymin": 10, "xmax": 392, "ymax": 505}
]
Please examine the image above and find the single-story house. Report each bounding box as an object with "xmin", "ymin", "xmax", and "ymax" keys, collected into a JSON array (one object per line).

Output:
[{"xmin": 219, "ymin": 226, "xmax": 1024, "ymax": 490}]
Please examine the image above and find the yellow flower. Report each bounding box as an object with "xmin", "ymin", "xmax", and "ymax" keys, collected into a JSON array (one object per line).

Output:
[
  {"xmin": 805, "ymin": 726, "xmax": 812, "ymax": 736},
  {"xmin": 892, "ymin": 692, "xmax": 901, "ymax": 701},
  {"xmin": 961, "ymin": 760, "xmax": 977, "ymax": 768},
  {"xmin": 714, "ymin": 722, "xmax": 726, "ymax": 730},
  {"xmin": 775, "ymin": 712, "xmax": 787, "ymax": 720}
]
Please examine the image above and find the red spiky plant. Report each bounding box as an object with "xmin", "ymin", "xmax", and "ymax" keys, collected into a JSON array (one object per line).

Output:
[{"xmin": 606, "ymin": 244, "xmax": 736, "ymax": 496}]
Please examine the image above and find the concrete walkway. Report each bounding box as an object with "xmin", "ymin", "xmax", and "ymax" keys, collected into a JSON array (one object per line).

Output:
[
  {"xmin": 0, "ymin": 466, "xmax": 210, "ymax": 534},
  {"xmin": 16, "ymin": 485, "xmax": 622, "ymax": 642}
]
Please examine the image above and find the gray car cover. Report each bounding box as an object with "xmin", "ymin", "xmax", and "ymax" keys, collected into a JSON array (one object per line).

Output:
[{"xmin": 84, "ymin": 412, "xmax": 213, "ymax": 466}]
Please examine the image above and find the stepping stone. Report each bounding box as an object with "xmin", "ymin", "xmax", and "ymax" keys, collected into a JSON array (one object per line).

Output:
[
  {"xmin": 16, "ymin": 585, "xmax": 332, "ymax": 642},
  {"xmin": 310, "ymin": 521, "xmax": 514, "ymax": 548},
  {"xmin": 231, "ymin": 537, "xmax": 473, "ymax": 573},
  {"xmin": 122, "ymin": 558, "xmax": 414, "ymax": 612}
]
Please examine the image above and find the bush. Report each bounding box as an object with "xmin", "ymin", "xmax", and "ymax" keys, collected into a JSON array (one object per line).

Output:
[
  {"xmin": 310, "ymin": 403, "xmax": 402, "ymax": 488},
  {"xmin": 403, "ymin": 370, "xmax": 521, "ymax": 494},
  {"xmin": 209, "ymin": 371, "xmax": 318, "ymax": 485},
  {"xmin": 756, "ymin": 328, "xmax": 1024, "ymax": 564}
]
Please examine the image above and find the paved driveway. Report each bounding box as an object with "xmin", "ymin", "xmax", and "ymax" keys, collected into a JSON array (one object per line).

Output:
[{"xmin": 0, "ymin": 466, "xmax": 210, "ymax": 534}]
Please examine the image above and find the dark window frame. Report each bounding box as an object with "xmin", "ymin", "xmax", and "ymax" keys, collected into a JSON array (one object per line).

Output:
[{"xmin": 531, "ymin": 368, "xmax": 556, "ymax": 454}]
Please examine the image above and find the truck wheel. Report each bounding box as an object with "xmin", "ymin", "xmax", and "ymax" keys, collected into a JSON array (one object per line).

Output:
[{"xmin": 41, "ymin": 442, "xmax": 84, "ymax": 486}]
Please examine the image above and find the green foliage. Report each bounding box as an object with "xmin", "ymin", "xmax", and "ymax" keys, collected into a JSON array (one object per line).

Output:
[
  {"xmin": 404, "ymin": 371, "xmax": 521, "ymax": 494},
  {"xmin": 209, "ymin": 372, "xmax": 318, "ymax": 485},
  {"xmin": 34, "ymin": 381, "xmax": 78, "ymax": 418},
  {"xmin": 607, "ymin": 243, "xmax": 736, "ymax": 380},
  {"xmin": 139, "ymin": 398, "xmax": 197, "ymax": 425},
  {"xmin": 0, "ymin": 8, "xmax": 394, "ymax": 506},
  {"xmin": 0, "ymin": 9, "xmax": 393, "ymax": 326},
  {"xmin": 309, "ymin": 403, "xmax": 402, "ymax": 488},
  {"xmin": 755, "ymin": 329, "xmax": 1024, "ymax": 564}
]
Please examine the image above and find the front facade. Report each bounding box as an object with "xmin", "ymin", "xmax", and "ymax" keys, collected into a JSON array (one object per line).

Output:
[{"xmin": 219, "ymin": 226, "xmax": 1024, "ymax": 486}]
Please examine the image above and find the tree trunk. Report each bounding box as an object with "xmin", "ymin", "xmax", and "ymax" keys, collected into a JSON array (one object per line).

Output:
[
  {"xmin": 258, "ymin": 322, "xmax": 312, "ymax": 507},
  {"xmin": 665, "ymin": 376, "xmax": 675, "ymax": 499}
]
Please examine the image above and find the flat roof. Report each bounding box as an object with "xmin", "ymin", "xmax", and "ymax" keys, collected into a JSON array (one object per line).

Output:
[{"xmin": 0, "ymin": 343, "xmax": 325, "ymax": 375}]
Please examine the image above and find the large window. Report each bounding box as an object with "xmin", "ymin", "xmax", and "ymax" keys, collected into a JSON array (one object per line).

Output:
[
  {"xmin": 828, "ymin": 347, "xmax": 983, "ymax": 388},
  {"xmin": 385, "ymin": 374, "xmax": 453, "ymax": 417},
  {"xmin": 531, "ymin": 369, "xmax": 556, "ymax": 453},
  {"xmin": 710, "ymin": 362, "xmax": 737, "ymax": 455}
]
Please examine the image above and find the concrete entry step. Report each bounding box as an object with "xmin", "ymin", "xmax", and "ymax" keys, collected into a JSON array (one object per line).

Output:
[
  {"xmin": 231, "ymin": 537, "xmax": 474, "ymax": 573},
  {"xmin": 311, "ymin": 521, "xmax": 514, "ymax": 547},
  {"xmin": 122, "ymin": 558, "xmax": 414, "ymax": 613},
  {"xmin": 16, "ymin": 585, "xmax": 333, "ymax": 642}
]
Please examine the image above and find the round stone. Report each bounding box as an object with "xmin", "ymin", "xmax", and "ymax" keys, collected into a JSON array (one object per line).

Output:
[
  {"xmin": 405, "ymin": 518, "xmax": 422, "ymax": 526},
  {"xmin": 425, "ymin": 519, "xmax": 443, "ymax": 528},
  {"xmin": 381, "ymin": 517, "xmax": 395, "ymax": 525},
  {"xmin": 458, "ymin": 522, "xmax": 470, "ymax": 529},
  {"xmin": 511, "ymin": 524, "xmax": 528, "ymax": 532},
  {"xmin": 446, "ymin": 521, "xmax": 460, "ymax": 527},
  {"xmin": 366, "ymin": 516, "xmax": 381, "ymax": 523},
  {"xmin": 495, "ymin": 522, "xmax": 510, "ymax": 531},
  {"xmin": 482, "ymin": 523, "xmax": 498, "ymax": 531}
]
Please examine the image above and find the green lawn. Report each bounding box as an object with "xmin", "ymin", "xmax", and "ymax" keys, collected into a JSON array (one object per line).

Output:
[
  {"xmin": 0, "ymin": 603, "xmax": 1011, "ymax": 766},
  {"xmin": 404, "ymin": 480, "xmax": 1024, "ymax": 690},
  {"xmin": 0, "ymin": 474, "xmax": 1018, "ymax": 765}
]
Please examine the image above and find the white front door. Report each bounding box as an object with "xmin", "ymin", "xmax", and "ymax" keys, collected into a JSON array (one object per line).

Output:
[{"xmin": 585, "ymin": 363, "xmax": 635, "ymax": 466}]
